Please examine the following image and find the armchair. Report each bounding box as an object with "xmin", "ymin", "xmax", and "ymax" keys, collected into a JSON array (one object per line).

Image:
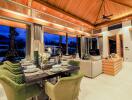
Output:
[
  {"xmin": 68, "ymin": 60, "xmax": 80, "ymax": 67},
  {"xmin": 45, "ymin": 73, "xmax": 84, "ymax": 100},
  {"xmin": 0, "ymin": 75, "xmax": 41, "ymax": 100},
  {"xmin": 76, "ymin": 56, "xmax": 102, "ymax": 78},
  {"xmin": 4, "ymin": 61, "xmax": 20, "ymax": 67},
  {"xmin": 0, "ymin": 69, "xmax": 41, "ymax": 100},
  {"xmin": 0, "ymin": 62, "xmax": 23, "ymax": 75}
]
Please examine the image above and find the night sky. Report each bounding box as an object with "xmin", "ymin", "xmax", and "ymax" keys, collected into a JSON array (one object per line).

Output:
[
  {"xmin": 0, "ymin": 25, "xmax": 26, "ymax": 40},
  {"xmin": 0, "ymin": 25, "xmax": 77, "ymax": 59},
  {"xmin": 44, "ymin": 32, "xmax": 76, "ymax": 44},
  {"xmin": 0, "ymin": 25, "xmax": 76, "ymax": 44}
]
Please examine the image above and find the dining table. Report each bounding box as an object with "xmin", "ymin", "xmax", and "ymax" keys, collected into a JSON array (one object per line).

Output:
[
  {"xmin": 23, "ymin": 65, "xmax": 80, "ymax": 84},
  {"xmin": 22, "ymin": 64, "xmax": 79, "ymax": 100}
]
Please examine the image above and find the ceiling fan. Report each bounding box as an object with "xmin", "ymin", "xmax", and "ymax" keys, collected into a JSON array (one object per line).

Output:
[
  {"xmin": 102, "ymin": 14, "xmax": 113, "ymax": 21},
  {"xmin": 101, "ymin": 0, "xmax": 113, "ymax": 21}
]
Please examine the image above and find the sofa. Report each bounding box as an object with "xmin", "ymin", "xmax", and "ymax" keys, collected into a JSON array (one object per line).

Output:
[{"xmin": 75, "ymin": 56, "xmax": 102, "ymax": 78}]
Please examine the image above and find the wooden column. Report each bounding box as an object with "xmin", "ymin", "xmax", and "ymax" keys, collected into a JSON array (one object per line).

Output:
[{"xmin": 27, "ymin": 0, "xmax": 33, "ymax": 16}]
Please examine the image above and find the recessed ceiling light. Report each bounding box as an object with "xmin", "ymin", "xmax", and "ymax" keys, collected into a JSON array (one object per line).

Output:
[{"xmin": 42, "ymin": 7, "xmax": 46, "ymax": 11}]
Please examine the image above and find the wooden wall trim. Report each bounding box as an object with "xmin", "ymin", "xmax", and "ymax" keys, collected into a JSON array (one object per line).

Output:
[
  {"xmin": 0, "ymin": 18, "xmax": 27, "ymax": 29},
  {"xmin": 95, "ymin": 14, "xmax": 132, "ymax": 28},
  {"xmin": 0, "ymin": 9, "xmax": 87, "ymax": 36}
]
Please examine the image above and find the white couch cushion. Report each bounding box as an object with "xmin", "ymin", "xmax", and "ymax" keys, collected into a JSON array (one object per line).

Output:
[{"xmin": 91, "ymin": 56, "xmax": 101, "ymax": 61}]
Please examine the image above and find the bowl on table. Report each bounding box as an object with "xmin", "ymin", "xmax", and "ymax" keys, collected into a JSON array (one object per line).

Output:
[{"xmin": 24, "ymin": 67, "xmax": 40, "ymax": 73}]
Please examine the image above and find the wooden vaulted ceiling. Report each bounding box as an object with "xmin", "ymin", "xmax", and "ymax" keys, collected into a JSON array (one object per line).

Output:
[
  {"xmin": 35, "ymin": 0, "xmax": 132, "ymax": 25},
  {"xmin": 1, "ymin": 0, "xmax": 132, "ymax": 32}
]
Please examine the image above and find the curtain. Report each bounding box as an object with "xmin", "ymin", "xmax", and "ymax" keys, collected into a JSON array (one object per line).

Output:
[
  {"xmin": 34, "ymin": 24, "xmax": 42, "ymax": 41},
  {"xmin": 33, "ymin": 24, "xmax": 44, "ymax": 55},
  {"xmin": 26, "ymin": 25, "xmax": 31, "ymax": 60}
]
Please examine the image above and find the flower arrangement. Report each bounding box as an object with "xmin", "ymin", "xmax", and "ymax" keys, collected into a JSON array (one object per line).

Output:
[{"xmin": 40, "ymin": 53, "xmax": 50, "ymax": 64}]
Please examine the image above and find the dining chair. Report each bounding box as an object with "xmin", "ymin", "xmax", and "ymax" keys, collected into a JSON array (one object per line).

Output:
[
  {"xmin": 45, "ymin": 72, "xmax": 84, "ymax": 100},
  {"xmin": 1, "ymin": 62, "xmax": 23, "ymax": 74},
  {"xmin": 68, "ymin": 60, "xmax": 80, "ymax": 67},
  {"xmin": 68, "ymin": 60, "xmax": 80, "ymax": 75},
  {"xmin": 0, "ymin": 69, "xmax": 41, "ymax": 100},
  {"xmin": 4, "ymin": 61, "xmax": 20, "ymax": 67}
]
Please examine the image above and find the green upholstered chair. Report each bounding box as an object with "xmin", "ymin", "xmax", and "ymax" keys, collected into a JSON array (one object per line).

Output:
[
  {"xmin": 4, "ymin": 61, "xmax": 20, "ymax": 68},
  {"xmin": 1, "ymin": 62, "xmax": 23, "ymax": 74},
  {"xmin": 68, "ymin": 60, "xmax": 80, "ymax": 75},
  {"xmin": 0, "ymin": 69, "xmax": 41, "ymax": 100},
  {"xmin": 0, "ymin": 75, "xmax": 41, "ymax": 100},
  {"xmin": 68, "ymin": 60, "xmax": 80, "ymax": 67},
  {"xmin": 0, "ymin": 62, "xmax": 3, "ymax": 65},
  {"xmin": 0, "ymin": 69, "xmax": 25, "ymax": 84},
  {"xmin": 45, "ymin": 73, "xmax": 84, "ymax": 100}
]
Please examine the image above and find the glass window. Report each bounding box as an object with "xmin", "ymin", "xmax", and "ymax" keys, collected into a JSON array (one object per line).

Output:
[
  {"xmin": 44, "ymin": 32, "xmax": 60, "ymax": 56},
  {"xmin": 0, "ymin": 25, "xmax": 10, "ymax": 62},
  {"xmin": 89, "ymin": 38, "xmax": 100, "ymax": 56},
  {"xmin": 0, "ymin": 25, "xmax": 26, "ymax": 62},
  {"xmin": 15, "ymin": 28, "xmax": 26, "ymax": 58},
  {"xmin": 44, "ymin": 32, "xmax": 59, "ymax": 46},
  {"xmin": 60, "ymin": 36, "xmax": 76, "ymax": 55},
  {"xmin": 68, "ymin": 37, "xmax": 76, "ymax": 55},
  {"xmin": 44, "ymin": 32, "xmax": 77, "ymax": 56}
]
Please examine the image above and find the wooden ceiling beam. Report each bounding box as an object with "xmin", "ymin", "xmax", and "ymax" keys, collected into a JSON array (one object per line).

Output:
[
  {"xmin": 95, "ymin": 13, "xmax": 132, "ymax": 28},
  {"xmin": 28, "ymin": 0, "xmax": 33, "ymax": 6},
  {"xmin": 110, "ymin": 0, "xmax": 132, "ymax": 8},
  {"xmin": 34, "ymin": 0, "xmax": 94, "ymax": 28},
  {"xmin": 0, "ymin": 9, "xmax": 89, "ymax": 36},
  {"xmin": 0, "ymin": 18, "xmax": 27, "ymax": 29},
  {"xmin": 27, "ymin": 0, "xmax": 33, "ymax": 15},
  {"xmin": 94, "ymin": 0, "xmax": 104, "ymax": 25}
]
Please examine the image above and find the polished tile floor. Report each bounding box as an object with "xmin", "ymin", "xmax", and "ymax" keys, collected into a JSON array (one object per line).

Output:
[
  {"xmin": 1, "ymin": 62, "xmax": 132, "ymax": 100},
  {"xmin": 79, "ymin": 62, "xmax": 132, "ymax": 100}
]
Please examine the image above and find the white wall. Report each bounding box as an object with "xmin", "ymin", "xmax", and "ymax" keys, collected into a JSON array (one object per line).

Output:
[
  {"xmin": 101, "ymin": 20, "xmax": 132, "ymax": 62},
  {"xmin": 102, "ymin": 27, "xmax": 109, "ymax": 58},
  {"xmin": 122, "ymin": 20, "xmax": 132, "ymax": 62}
]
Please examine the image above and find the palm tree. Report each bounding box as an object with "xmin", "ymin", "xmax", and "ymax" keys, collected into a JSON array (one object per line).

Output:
[
  {"xmin": 59, "ymin": 35, "xmax": 62, "ymax": 47},
  {"xmin": 6, "ymin": 27, "xmax": 20, "ymax": 62}
]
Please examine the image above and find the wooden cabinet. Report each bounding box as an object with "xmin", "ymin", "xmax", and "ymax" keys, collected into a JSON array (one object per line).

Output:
[{"xmin": 102, "ymin": 58, "xmax": 123, "ymax": 76}]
